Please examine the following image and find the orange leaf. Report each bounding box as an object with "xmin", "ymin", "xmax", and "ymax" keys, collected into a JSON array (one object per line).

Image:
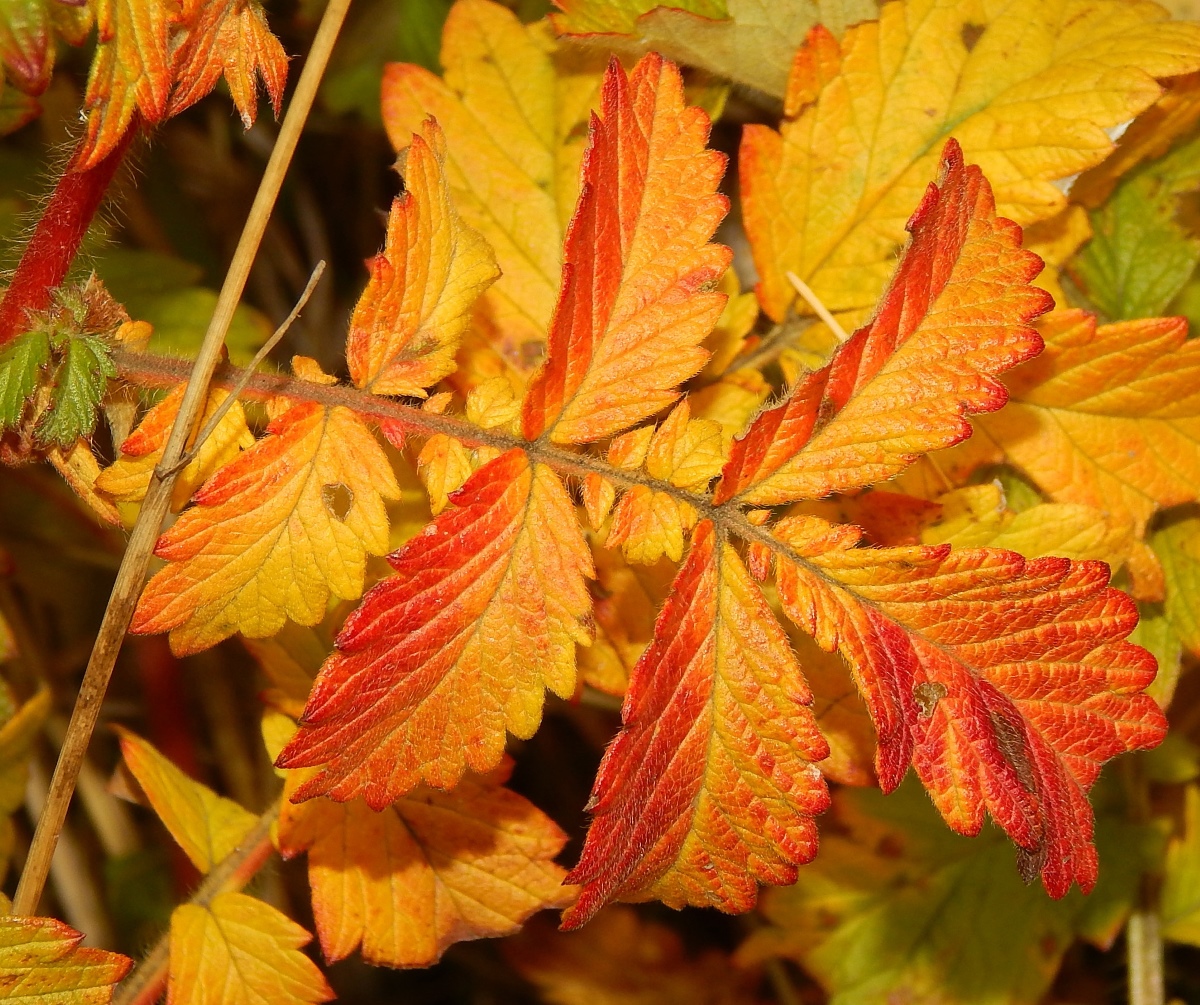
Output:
[
  {"xmin": 346, "ymin": 118, "xmax": 499, "ymax": 397},
  {"xmin": 770, "ymin": 513, "xmax": 1166, "ymax": 897},
  {"xmin": 521, "ymin": 53, "xmax": 731, "ymax": 444},
  {"xmin": 79, "ymin": 0, "xmax": 176, "ymax": 169},
  {"xmin": 564, "ymin": 520, "xmax": 829, "ymax": 928},
  {"xmin": 132, "ymin": 400, "xmax": 399, "ymax": 655},
  {"xmin": 277, "ymin": 449, "xmax": 593, "ymax": 806},
  {"xmin": 167, "ymin": 892, "xmax": 332, "ymax": 1005},
  {"xmin": 95, "ymin": 382, "xmax": 255, "ymax": 512},
  {"xmin": 974, "ymin": 310, "xmax": 1200, "ymax": 534},
  {"xmin": 716, "ymin": 140, "xmax": 1051, "ymax": 506},
  {"xmin": 278, "ymin": 755, "xmax": 571, "ymax": 967},
  {"xmin": 0, "ymin": 915, "xmax": 131, "ymax": 1002},
  {"xmin": 168, "ymin": 0, "xmax": 288, "ymax": 128}
]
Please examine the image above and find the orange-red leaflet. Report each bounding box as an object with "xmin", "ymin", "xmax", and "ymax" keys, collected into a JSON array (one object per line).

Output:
[
  {"xmin": 0, "ymin": 914, "xmax": 131, "ymax": 1003},
  {"xmin": 346, "ymin": 117, "xmax": 499, "ymax": 398},
  {"xmin": 277, "ymin": 448, "xmax": 594, "ymax": 807},
  {"xmin": 564, "ymin": 520, "xmax": 830, "ymax": 928},
  {"xmin": 79, "ymin": 0, "xmax": 175, "ymax": 169},
  {"xmin": 132, "ymin": 400, "xmax": 399, "ymax": 655},
  {"xmin": 168, "ymin": 0, "xmax": 288, "ymax": 128},
  {"xmin": 716, "ymin": 139, "xmax": 1051, "ymax": 506},
  {"xmin": 769, "ymin": 513, "xmax": 1167, "ymax": 899},
  {"xmin": 522, "ymin": 52, "xmax": 731, "ymax": 444},
  {"xmin": 278, "ymin": 754, "xmax": 572, "ymax": 967}
]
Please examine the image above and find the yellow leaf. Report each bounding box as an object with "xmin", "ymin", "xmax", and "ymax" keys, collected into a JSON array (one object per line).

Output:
[
  {"xmin": 132, "ymin": 402, "xmax": 400, "ymax": 654},
  {"xmin": 702, "ymin": 269, "xmax": 760, "ymax": 377},
  {"xmin": 1163, "ymin": 784, "xmax": 1200, "ymax": 947},
  {"xmin": 644, "ymin": 400, "xmax": 728, "ymax": 491},
  {"xmin": 117, "ymin": 729, "xmax": 256, "ymax": 874},
  {"xmin": 346, "ymin": 118, "xmax": 499, "ymax": 397},
  {"xmin": 278, "ymin": 753, "xmax": 571, "ymax": 968},
  {"xmin": 96, "ymin": 383, "xmax": 255, "ymax": 513},
  {"xmin": 465, "ymin": 375, "xmax": 520, "ymax": 430},
  {"xmin": 607, "ymin": 485, "xmax": 686, "ymax": 565},
  {"xmin": 742, "ymin": 0, "xmax": 1200, "ymax": 326},
  {"xmin": 167, "ymin": 892, "xmax": 332, "ymax": 1005},
  {"xmin": 417, "ymin": 433, "xmax": 473, "ymax": 515},
  {"xmin": 1153, "ymin": 516, "xmax": 1200, "ymax": 655},
  {"xmin": 0, "ymin": 915, "xmax": 131, "ymax": 1003},
  {"xmin": 381, "ymin": 0, "xmax": 605, "ymax": 377},
  {"xmin": 689, "ymin": 368, "xmax": 772, "ymax": 437},
  {"xmin": 923, "ymin": 485, "xmax": 1135, "ymax": 568}
]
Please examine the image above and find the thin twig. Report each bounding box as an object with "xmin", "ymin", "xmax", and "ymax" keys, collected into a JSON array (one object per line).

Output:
[
  {"xmin": 786, "ymin": 271, "xmax": 849, "ymax": 343},
  {"xmin": 113, "ymin": 800, "xmax": 281, "ymax": 1005},
  {"xmin": 164, "ymin": 261, "xmax": 326, "ymax": 476},
  {"xmin": 12, "ymin": 0, "xmax": 352, "ymax": 916}
]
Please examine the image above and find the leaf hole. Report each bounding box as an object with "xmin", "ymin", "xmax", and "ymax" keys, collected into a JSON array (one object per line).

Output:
[{"xmin": 322, "ymin": 482, "xmax": 354, "ymax": 521}]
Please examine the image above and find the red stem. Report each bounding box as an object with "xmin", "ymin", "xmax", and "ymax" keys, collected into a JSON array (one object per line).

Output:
[{"xmin": 0, "ymin": 124, "xmax": 138, "ymax": 345}]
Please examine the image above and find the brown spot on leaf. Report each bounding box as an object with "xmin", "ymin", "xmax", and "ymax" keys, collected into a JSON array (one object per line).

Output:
[
  {"xmin": 961, "ymin": 22, "xmax": 985, "ymax": 52},
  {"xmin": 913, "ymin": 681, "xmax": 947, "ymax": 719}
]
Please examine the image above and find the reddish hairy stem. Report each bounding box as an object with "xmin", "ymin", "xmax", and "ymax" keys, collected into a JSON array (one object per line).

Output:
[{"xmin": 0, "ymin": 124, "xmax": 138, "ymax": 345}]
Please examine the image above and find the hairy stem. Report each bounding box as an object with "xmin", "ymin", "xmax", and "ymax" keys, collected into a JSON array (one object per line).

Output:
[
  {"xmin": 113, "ymin": 800, "xmax": 281, "ymax": 1005},
  {"xmin": 0, "ymin": 124, "xmax": 138, "ymax": 345},
  {"xmin": 11, "ymin": 0, "xmax": 353, "ymax": 916}
]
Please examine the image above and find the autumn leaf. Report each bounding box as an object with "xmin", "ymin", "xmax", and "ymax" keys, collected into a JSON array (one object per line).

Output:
[
  {"xmin": 381, "ymin": 0, "xmax": 606, "ymax": 378},
  {"xmin": 563, "ymin": 520, "xmax": 830, "ymax": 928},
  {"xmin": 550, "ymin": 0, "xmax": 728, "ymax": 35},
  {"xmin": 168, "ymin": 892, "xmax": 332, "ymax": 1005},
  {"xmin": 768, "ymin": 513, "xmax": 1166, "ymax": 897},
  {"xmin": 132, "ymin": 398, "xmax": 400, "ymax": 655},
  {"xmin": 96, "ymin": 382, "xmax": 255, "ymax": 513},
  {"xmin": 741, "ymin": 0, "xmax": 1200, "ymax": 329},
  {"xmin": 716, "ymin": 140, "xmax": 1050, "ymax": 506},
  {"xmin": 565, "ymin": 0, "xmax": 878, "ymax": 99},
  {"xmin": 0, "ymin": 689, "xmax": 50, "ymax": 882},
  {"xmin": 921, "ymin": 483, "xmax": 1135, "ymax": 570},
  {"xmin": 970, "ymin": 310, "xmax": 1200, "ymax": 534},
  {"xmin": 346, "ymin": 117, "xmax": 499, "ymax": 397},
  {"xmin": 739, "ymin": 778, "xmax": 1164, "ymax": 1005},
  {"xmin": 117, "ymin": 729, "xmax": 257, "ymax": 874},
  {"xmin": 0, "ymin": 914, "xmax": 131, "ymax": 1003},
  {"xmin": 278, "ymin": 748, "xmax": 571, "ymax": 968},
  {"xmin": 167, "ymin": 0, "xmax": 288, "ymax": 128},
  {"xmin": 522, "ymin": 52, "xmax": 730, "ymax": 443},
  {"xmin": 508, "ymin": 907, "xmax": 764, "ymax": 1005},
  {"xmin": 277, "ymin": 448, "xmax": 593, "ymax": 806},
  {"xmin": 79, "ymin": 0, "xmax": 176, "ymax": 169}
]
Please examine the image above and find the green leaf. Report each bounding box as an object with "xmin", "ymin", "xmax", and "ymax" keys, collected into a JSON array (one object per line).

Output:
[
  {"xmin": 1129, "ymin": 601, "xmax": 1184, "ymax": 709},
  {"xmin": 739, "ymin": 777, "xmax": 1164, "ymax": 1005},
  {"xmin": 1151, "ymin": 513, "xmax": 1200, "ymax": 656},
  {"xmin": 1070, "ymin": 132, "xmax": 1200, "ymax": 321},
  {"xmin": 95, "ymin": 250, "xmax": 271, "ymax": 367},
  {"xmin": 1164, "ymin": 784, "xmax": 1200, "ymax": 948},
  {"xmin": 35, "ymin": 335, "xmax": 115, "ymax": 447},
  {"xmin": 0, "ymin": 327, "xmax": 49, "ymax": 430}
]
